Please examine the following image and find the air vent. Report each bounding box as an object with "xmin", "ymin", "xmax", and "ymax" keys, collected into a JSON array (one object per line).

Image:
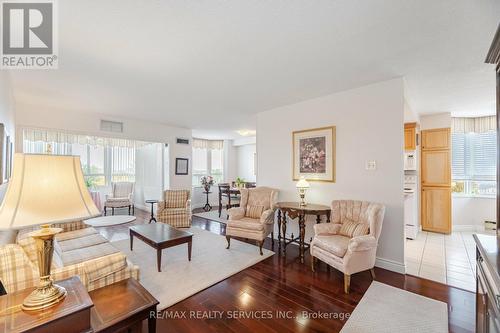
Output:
[
  {"xmin": 100, "ymin": 120, "xmax": 123, "ymax": 133},
  {"xmin": 176, "ymin": 138, "xmax": 190, "ymax": 145}
]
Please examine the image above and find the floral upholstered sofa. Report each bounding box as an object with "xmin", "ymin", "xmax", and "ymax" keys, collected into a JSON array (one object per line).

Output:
[{"xmin": 0, "ymin": 220, "xmax": 139, "ymax": 294}]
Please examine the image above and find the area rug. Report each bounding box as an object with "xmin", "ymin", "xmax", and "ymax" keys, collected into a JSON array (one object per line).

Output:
[
  {"xmin": 85, "ymin": 215, "xmax": 136, "ymax": 227},
  {"xmin": 112, "ymin": 226, "xmax": 273, "ymax": 309},
  {"xmin": 193, "ymin": 209, "xmax": 228, "ymax": 224},
  {"xmin": 341, "ymin": 281, "xmax": 448, "ymax": 333}
]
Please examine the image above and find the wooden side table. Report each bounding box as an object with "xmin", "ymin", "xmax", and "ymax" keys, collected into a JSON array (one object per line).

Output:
[
  {"xmin": 89, "ymin": 278, "xmax": 159, "ymax": 333},
  {"xmin": 275, "ymin": 201, "xmax": 331, "ymax": 263},
  {"xmin": 0, "ymin": 276, "xmax": 93, "ymax": 333},
  {"xmin": 145, "ymin": 199, "xmax": 158, "ymax": 223}
]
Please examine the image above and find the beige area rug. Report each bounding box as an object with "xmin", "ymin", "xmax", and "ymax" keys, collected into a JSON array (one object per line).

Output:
[
  {"xmin": 193, "ymin": 209, "xmax": 228, "ymax": 224},
  {"xmin": 112, "ymin": 226, "xmax": 273, "ymax": 309},
  {"xmin": 341, "ymin": 281, "xmax": 448, "ymax": 333}
]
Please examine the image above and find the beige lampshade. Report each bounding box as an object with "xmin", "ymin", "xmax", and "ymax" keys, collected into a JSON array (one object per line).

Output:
[
  {"xmin": 296, "ymin": 177, "xmax": 310, "ymax": 189},
  {"xmin": 0, "ymin": 153, "xmax": 100, "ymax": 230}
]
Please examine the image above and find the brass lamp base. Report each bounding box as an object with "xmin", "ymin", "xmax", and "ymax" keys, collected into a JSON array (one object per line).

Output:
[{"xmin": 22, "ymin": 224, "xmax": 66, "ymax": 311}]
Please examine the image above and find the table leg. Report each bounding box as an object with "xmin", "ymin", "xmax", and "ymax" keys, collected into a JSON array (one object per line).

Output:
[
  {"xmin": 277, "ymin": 209, "xmax": 282, "ymax": 245},
  {"xmin": 188, "ymin": 240, "xmax": 192, "ymax": 261},
  {"xmin": 157, "ymin": 249, "xmax": 162, "ymax": 272},
  {"xmin": 130, "ymin": 233, "xmax": 133, "ymax": 251},
  {"xmin": 148, "ymin": 307, "xmax": 157, "ymax": 333},
  {"xmin": 326, "ymin": 211, "xmax": 331, "ymax": 223},
  {"xmin": 316, "ymin": 215, "xmax": 321, "ymax": 224},
  {"xmin": 299, "ymin": 214, "xmax": 306, "ymax": 263},
  {"xmin": 281, "ymin": 211, "xmax": 287, "ymax": 254}
]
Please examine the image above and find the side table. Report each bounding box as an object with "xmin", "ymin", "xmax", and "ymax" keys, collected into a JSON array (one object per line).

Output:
[
  {"xmin": 203, "ymin": 191, "xmax": 212, "ymax": 211},
  {"xmin": 89, "ymin": 278, "xmax": 159, "ymax": 333},
  {"xmin": 0, "ymin": 276, "xmax": 93, "ymax": 333},
  {"xmin": 275, "ymin": 202, "xmax": 331, "ymax": 263},
  {"xmin": 145, "ymin": 199, "xmax": 158, "ymax": 223}
]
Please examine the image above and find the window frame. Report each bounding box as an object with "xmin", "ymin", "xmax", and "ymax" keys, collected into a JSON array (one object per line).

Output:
[{"xmin": 192, "ymin": 147, "xmax": 224, "ymax": 186}]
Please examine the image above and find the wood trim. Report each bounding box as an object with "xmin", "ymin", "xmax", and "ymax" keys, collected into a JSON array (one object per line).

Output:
[{"xmin": 404, "ymin": 122, "xmax": 417, "ymax": 129}]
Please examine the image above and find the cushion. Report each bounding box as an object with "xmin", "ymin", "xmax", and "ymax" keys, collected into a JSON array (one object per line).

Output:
[
  {"xmin": 246, "ymin": 205, "xmax": 264, "ymax": 219},
  {"xmin": 313, "ymin": 235, "xmax": 350, "ymax": 258},
  {"xmin": 339, "ymin": 220, "xmax": 369, "ymax": 238},
  {"xmin": 56, "ymin": 227, "xmax": 98, "ymax": 242},
  {"xmin": 58, "ymin": 233, "xmax": 108, "ymax": 252},
  {"xmin": 159, "ymin": 208, "xmax": 187, "ymax": 216},
  {"xmin": 227, "ymin": 218, "xmax": 264, "ymax": 231},
  {"xmin": 62, "ymin": 242, "xmax": 121, "ymax": 266},
  {"xmin": 165, "ymin": 190, "xmax": 188, "ymax": 208}
]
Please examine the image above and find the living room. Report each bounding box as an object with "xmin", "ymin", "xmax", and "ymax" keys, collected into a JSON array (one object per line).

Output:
[{"xmin": 0, "ymin": 1, "xmax": 499, "ymax": 333}]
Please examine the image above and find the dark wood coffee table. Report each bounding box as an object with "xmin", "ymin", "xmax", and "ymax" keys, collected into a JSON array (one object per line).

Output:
[{"xmin": 129, "ymin": 223, "xmax": 193, "ymax": 272}]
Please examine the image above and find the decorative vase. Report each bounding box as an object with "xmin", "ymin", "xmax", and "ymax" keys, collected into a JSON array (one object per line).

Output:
[{"xmin": 204, "ymin": 185, "xmax": 210, "ymax": 193}]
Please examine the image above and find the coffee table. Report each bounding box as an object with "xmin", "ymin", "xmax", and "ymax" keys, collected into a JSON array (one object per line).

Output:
[{"xmin": 129, "ymin": 223, "xmax": 193, "ymax": 272}]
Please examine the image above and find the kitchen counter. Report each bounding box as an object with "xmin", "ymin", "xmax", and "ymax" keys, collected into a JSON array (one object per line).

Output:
[{"xmin": 474, "ymin": 234, "xmax": 500, "ymax": 287}]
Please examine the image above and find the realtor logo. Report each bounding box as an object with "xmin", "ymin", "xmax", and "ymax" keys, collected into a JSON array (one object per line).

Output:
[{"xmin": 1, "ymin": 0, "xmax": 58, "ymax": 69}]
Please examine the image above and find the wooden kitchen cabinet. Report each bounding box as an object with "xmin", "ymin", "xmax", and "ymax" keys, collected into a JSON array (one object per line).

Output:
[
  {"xmin": 421, "ymin": 128, "xmax": 450, "ymax": 150},
  {"xmin": 421, "ymin": 150, "xmax": 451, "ymax": 186},
  {"xmin": 421, "ymin": 187, "xmax": 451, "ymax": 233},
  {"xmin": 404, "ymin": 122, "xmax": 417, "ymax": 150}
]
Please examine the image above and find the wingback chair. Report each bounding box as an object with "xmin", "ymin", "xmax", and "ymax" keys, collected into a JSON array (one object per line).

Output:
[
  {"xmin": 157, "ymin": 190, "xmax": 192, "ymax": 228},
  {"xmin": 310, "ymin": 200, "xmax": 385, "ymax": 294},
  {"xmin": 104, "ymin": 182, "xmax": 135, "ymax": 215},
  {"xmin": 226, "ymin": 187, "xmax": 279, "ymax": 255}
]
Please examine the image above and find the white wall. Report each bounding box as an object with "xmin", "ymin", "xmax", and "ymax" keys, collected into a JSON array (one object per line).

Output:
[
  {"xmin": 257, "ymin": 78, "xmax": 405, "ymax": 273},
  {"xmin": 452, "ymin": 196, "xmax": 495, "ymax": 230},
  {"xmin": 14, "ymin": 105, "xmax": 192, "ymax": 192},
  {"xmin": 0, "ymin": 73, "xmax": 15, "ymax": 202},
  {"xmin": 236, "ymin": 143, "xmax": 256, "ymax": 182},
  {"xmin": 420, "ymin": 113, "xmax": 451, "ymax": 130},
  {"xmin": 135, "ymin": 143, "xmax": 164, "ymax": 211}
]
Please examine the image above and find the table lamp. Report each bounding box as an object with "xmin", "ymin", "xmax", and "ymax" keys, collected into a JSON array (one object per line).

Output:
[
  {"xmin": 296, "ymin": 177, "xmax": 310, "ymax": 206},
  {"xmin": 0, "ymin": 153, "xmax": 100, "ymax": 311}
]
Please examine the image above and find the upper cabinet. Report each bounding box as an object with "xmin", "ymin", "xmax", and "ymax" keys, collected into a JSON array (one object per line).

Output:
[
  {"xmin": 421, "ymin": 128, "xmax": 450, "ymax": 150},
  {"xmin": 404, "ymin": 122, "xmax": 417, "ymax": 151}
]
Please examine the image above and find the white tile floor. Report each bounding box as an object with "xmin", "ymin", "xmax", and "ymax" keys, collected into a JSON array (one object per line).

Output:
[{"xmin": 405, "ymin": 230, "xmax": 495, "ymax": 292}]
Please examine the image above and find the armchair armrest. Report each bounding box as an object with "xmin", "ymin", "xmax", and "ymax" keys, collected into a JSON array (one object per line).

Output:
[
  {"xmin": 348, "ymin": 235, "xmax": 377, "ymax": 252},
  {"xmin": 185, "ymin": 199, "xmax": 191, "ymax": 210},
  {"xmin": 260, "ymin": 209, "xmax": 275, "ymax": 224},
  {"xmin": 313, "ymin": 223, "xmax": 341, "ymax": 235},
  {"xmin": 228, "ymin": 207, "xmax": 245, "ymax": 220}
]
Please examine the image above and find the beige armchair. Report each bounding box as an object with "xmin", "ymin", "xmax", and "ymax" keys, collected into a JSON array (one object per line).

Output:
[
  {"xmin": 310, "ymin": 200, "xmax": 385, "ymax": 294},
  {"xmin": 104, "ymin": 182, "xmax": 135, "ymax": 215},
  {"xmin": 157, "ymin": 190, "xmax": 192, "ymax": 228},
  {"xmin": 226, "ymin": 187, "xmax": 279, "ymax": 255}
]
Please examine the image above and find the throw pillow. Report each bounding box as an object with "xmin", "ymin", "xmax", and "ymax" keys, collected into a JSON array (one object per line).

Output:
[
  {"xmin": 246, "ymin": 205, "xmax": 264, "ymax": 219},
  {"xmin": 339, "ymin": 220, "xmax": 370, "ymax": 238}
]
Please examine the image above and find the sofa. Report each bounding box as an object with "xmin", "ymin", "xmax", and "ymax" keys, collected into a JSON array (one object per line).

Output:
[{"xmin": 0, "ymin": 220, "xmax": 139, "ymax": 294}]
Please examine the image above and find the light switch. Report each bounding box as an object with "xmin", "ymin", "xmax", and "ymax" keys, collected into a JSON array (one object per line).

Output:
[{"xmin": 366, "ymin": 160, "xmax": 377, "ymax": 170}]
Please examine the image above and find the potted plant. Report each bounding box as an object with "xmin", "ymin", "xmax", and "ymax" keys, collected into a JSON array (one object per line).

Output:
[
  {"xmin": 235, "ymin": 177, "xmax": 245, "ymax": 189},
  {"xmin": 200, "ymin": 176, "xmax": 214, "ymax": 193}
]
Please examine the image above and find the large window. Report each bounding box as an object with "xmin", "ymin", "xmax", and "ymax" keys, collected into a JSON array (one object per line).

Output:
[
  {"xmin": 452, "ymin": 117, "xmax": 497, "ymax": 197},
  {"xmin": 23, "ymin": 128, "xmax": 143, "ymax": 187},
  {"xmin": 192, "ymin": 139, "xmax": 224, "ymax": 186}
]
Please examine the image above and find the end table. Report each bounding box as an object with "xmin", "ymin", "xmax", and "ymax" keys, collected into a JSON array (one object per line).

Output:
[
  {"xmin": 145, "ymin": 199, "xmax": 158, "ymax": 223},
  {"xmin": 203, "ymin": 191, "xmax": 212, "ymax": 211}
]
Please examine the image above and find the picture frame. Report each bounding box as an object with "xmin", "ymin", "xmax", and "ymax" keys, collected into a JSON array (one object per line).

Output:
[
  {"xmin": 292, "ymin": 126, "xmax": 336, "ymax": 182},
  {"xmin": 175, "ymin": 158, "xmax": 189, "ymax": 175}
]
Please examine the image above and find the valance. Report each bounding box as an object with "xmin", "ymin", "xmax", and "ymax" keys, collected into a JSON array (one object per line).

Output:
[
  {"xmin": 22, "ymin": 128, "xmax": 155, "ymax": 149},
  {"xmin": 192, "ymin": 138, "xmax": 223, "ymax": 150},
  {"xmin": 452, "ymin": 116, "xmax": 496, "ymax": 133}
]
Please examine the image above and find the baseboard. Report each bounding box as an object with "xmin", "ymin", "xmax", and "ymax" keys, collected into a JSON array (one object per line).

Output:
[
  {"xmin": 375, "ymin": 257, "xmax": 406, "ymax": 274},
  {"xmin": 452, "ymin": 224, "xmax": 485, "ymax": 232}
]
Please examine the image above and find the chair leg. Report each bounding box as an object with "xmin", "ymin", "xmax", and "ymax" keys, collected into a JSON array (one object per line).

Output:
[
  {"xmin": 344, "ymin": 274, "xmax": 351, "ymax": 294},
  {"xmin": 258, "ymin": 241, "xmax": 263, "ymax": 256},
  {"xmin": 132, "ymin": 205, "xmax": 135, "ymax": 215},
  {"xmin": 112, "ymin": 207, "xmax": 115, "ymax": 215},
  {"xmin": 271, "ymin": 232, "xmax": 274, "ymax": 248},
  {"xmin": 219, "ymin": 205, "xmax": 222, "ymax": 217},
  {"xmin": 226, "ymin": 236, "xmax": 231, "ymax": 249},
  {"xmin": 370, "ymin": 268, "xmax": 376, "ymax": 279},
  {"xmin": 128, "ymin": 205, "xmax": 131, "ymax": 215},
  {"xmin": 311, "ymin": 256, "xmax": 316, "ymax": 272},
  {"xmin": 104, "ymin": 207, "xmax": 107, "ymax": 216}
]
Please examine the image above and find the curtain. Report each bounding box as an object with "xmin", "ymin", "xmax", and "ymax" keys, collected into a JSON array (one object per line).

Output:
[
  {"xmin": 22, "ymin": 128, "xmax": 154, "ymax": 149},
  {"xmin": 451, "ymin": 116, "xmax": 496, "ymax": 134},
  {"xmin": 192, "ymin": 138, "xmax": 223, "ymax": 150}
]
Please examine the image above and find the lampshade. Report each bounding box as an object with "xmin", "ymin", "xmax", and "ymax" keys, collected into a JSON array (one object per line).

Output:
[
  {"xmin": 296, "ymin": 178, "xmax": 310, "ymax": 189},
  {"xmin": 0, "ymin": 153, "xmax": 100, "ymax": 230}
]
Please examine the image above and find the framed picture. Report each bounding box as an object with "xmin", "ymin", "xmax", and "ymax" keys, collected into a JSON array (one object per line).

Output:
[
  {"xmin": 293, "ymin": 126, "xmax": 336, "ymax": 182},
  {"xmin": 175, "ymin": 158, "xmax": 189, "ymax": 175}
]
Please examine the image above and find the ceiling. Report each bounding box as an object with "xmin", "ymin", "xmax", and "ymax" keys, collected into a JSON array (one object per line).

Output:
[{"xmin": 8, "ymin": 0, "xmax": 500, "ymax": 139}]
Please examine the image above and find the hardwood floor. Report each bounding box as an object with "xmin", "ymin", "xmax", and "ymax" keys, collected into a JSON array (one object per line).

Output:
[{"xmin": 101, "ymin": 208, "xmax": 475, "ymax": 333}]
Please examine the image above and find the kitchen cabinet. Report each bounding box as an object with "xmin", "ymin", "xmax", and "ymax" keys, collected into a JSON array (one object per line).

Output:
[
  {"xmin": 421, "ymin": 150, "xmax": 451, "ymax": 186},
  {"xmin": 421, "ymin": 128, "xmax": 450, "ymax": 150},
  {"xmin": 404, "ymin": 122, "xmax": 417, "ymax": 151},
  {"xmin": 421, "ymin": 187, "xmax": 451, "ymax": 233}
]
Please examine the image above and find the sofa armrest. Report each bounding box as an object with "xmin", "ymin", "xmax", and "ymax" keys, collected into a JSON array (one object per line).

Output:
[
  {"xmin": 260, "ymin": 209, "xmax": 275, "ymax": 224},
  {"xmin": 51, "ymin": 262, "xmax": 86, "ymax": 285},
  {"xmin": 53, "ymin": 220, "xmax": 89, "ymax": 232},
  {"xmin": 313, "ymin": 223, "xmax": 341, "ymax": 235},
  {"xmin": 228, "ymin": 207, "xmax": 245, "ymax": 220},
  {"xmin": 348, "ymin": 235, "xmax": 377, "ymax": 252},
  {"xmin": 0, "ymin": 244, "xmax": 38, "ymax": 293}
]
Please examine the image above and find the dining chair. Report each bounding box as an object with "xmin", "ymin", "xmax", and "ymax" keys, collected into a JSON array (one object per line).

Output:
[{"xmin": 218, "ymin": 183, "xmax": 240, "ymax": 218}]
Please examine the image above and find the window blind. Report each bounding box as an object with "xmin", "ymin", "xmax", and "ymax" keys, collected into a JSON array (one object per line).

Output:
[{"xmin": 452, "ymin": 131, "xmax": 497, "ymax": 181}]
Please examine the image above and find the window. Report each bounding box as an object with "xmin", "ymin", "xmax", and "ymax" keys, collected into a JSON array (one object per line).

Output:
[
  {"xmin": 192, "ymin": 139, "xmax": 224, "ymax": 186},
  {"xmin": 452, "ymin": 130, "xmax": 497, "ymax": 197}
]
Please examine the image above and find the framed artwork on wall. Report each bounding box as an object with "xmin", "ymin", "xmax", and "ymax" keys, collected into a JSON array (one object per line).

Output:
[
  {"xmin": 175, "ymin": 158, "xmax": 189, "ymax": 175},
  {"xmin": 292, "ymin": 126, "xmax": 336, "ymax": 182}
]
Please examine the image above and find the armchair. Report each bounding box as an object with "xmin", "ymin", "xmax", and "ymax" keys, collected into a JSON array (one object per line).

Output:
[
  {"xmin": 157, "ymin": 190, "xmax": 192, "ymax": 228},
  {"xmin": 226, "ymin": 187, "xmax": 279, "ymax": 255},
  {"xmin": 310, "ymin": 200, "xmax": 385, "ymax": 293},
  {"xmin": 104, "ymin": 182, "xmax": 135, "ymax": 215}
]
